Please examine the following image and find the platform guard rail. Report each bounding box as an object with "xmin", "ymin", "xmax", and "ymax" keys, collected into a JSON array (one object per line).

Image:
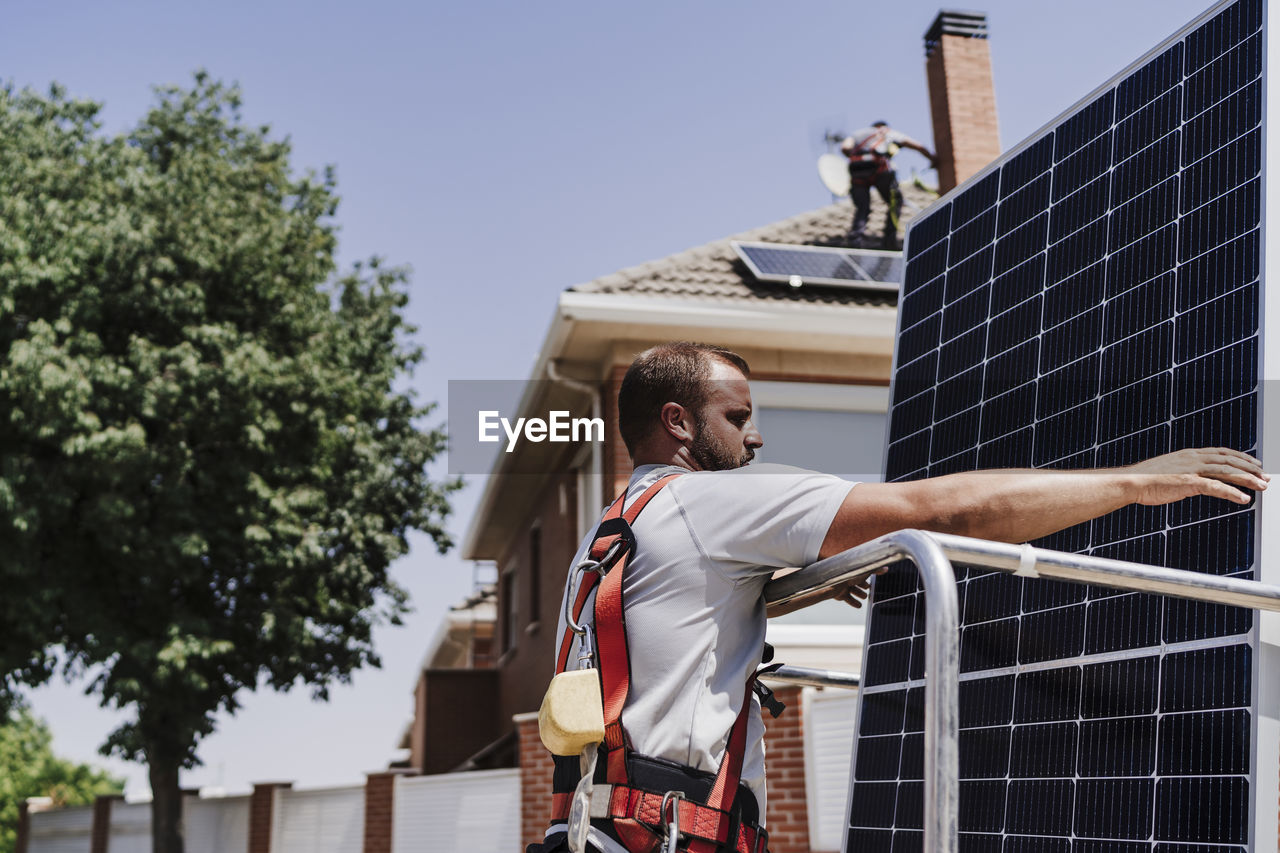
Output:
[{"xmin": 761, "ymin": 529, "xmax": 1280, "ymax": 853}]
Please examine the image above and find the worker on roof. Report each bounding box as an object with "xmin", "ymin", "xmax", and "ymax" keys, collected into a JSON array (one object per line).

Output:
[
  {"xmin": 536, "ymin": 341, "xmax": 1267, "ymax": 853},
  {"xmin": 842, "ymin": 121, "xmax": 937, "ymax": 250}
]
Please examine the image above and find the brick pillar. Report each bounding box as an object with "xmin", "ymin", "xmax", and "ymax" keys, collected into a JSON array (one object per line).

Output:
[
  {"xmin": 15, "ymin": 801, "xmax": 30, "ymax": 853},
  {"xmin": 763, "ymin": 685, "xmax": 810, "ymax": 853},
  {"xmin": 89, "ymin": 795, "xmax": 118, "ymax": 853},
  {"xmin": 363, "ymin": 771, "xmax": 412, "ymax": 853},
  {"xmin": 516, "ymin": 711, "xmax": 555, "ymax": 851},
  {"xmin": 924, "ymin": 11, "xmax": 1001, "ymax": 195},
  {"xmin": 248, "ymin": 782, "xmax": 291, "ymax": 853}
]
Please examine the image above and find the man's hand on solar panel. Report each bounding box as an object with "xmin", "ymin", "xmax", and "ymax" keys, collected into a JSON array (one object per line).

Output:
[
  {"xmin": 814, "ymin": 448, "xmax": 1269, "ymax": 558},
  {"xmin": 1126, "ymin": 447, "xmax": 1269, "ymax": 506}
]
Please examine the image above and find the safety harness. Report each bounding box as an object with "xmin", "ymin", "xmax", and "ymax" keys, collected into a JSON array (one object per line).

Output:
[
  {"xmin": 545, "ymin": 473, "xmax": 775, "ymax": 853},
  {"xmin": 847, "ymin": 127, "xmax": 897, "ymax": 184}
]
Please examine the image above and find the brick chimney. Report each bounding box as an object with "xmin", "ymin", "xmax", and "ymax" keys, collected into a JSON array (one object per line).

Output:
[{"xmin": 925, "ymin": 10, "xmax": 1001, "ymax": 195}]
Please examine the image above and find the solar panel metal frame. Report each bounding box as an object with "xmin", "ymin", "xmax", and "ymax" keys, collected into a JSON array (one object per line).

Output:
[
  {"xmin": 845, "ymin": 0, "xmax": 1280, "ymax": 849},
  {"xmin": 730, "ymin": 240, "xmax": 903, "ymax": 291}
]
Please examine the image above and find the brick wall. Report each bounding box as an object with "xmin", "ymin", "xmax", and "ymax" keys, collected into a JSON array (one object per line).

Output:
[
  {"xmin": 248, "ymin": 782, "xmax": 290, "ymax": 853},
  {"xmin": 926, "ymin": 30, "xmax": 1001, "ymax": 195},
  {"xmin": 363, "ymin": 772, "xmax": 400, "ymax": 853},
  {"xmin": 763, "ymin": 685, "xmax": 810, "ymax": 853},
  {"xmin": 516, "ymin": 712, "xmax": 555, "ymax": 851}
]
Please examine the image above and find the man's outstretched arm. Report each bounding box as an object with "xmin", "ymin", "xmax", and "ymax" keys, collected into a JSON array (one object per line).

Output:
[{"xmin": 818, "ymin": 447, "xmax": 1268, "ymax": 560}]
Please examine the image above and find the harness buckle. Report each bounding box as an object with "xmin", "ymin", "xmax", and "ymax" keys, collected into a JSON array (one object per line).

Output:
[
  {"xmin": 660, "ymin": 790, "xmax": 686, "ymax": 853},
  {"xmin": 563, "ymin": 557, "xmax": 605, "ymax": 638}
]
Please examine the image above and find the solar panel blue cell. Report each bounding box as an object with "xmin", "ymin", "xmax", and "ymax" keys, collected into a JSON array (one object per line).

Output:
[
  {"xmin": 904, "ymin": 239, "xmax": 948, "ymax": 291},
  {"xmin": 1112, "ymin": 129, "xmax": 1180, "ymax": 202},
  {"xmin": 1001, "ymin": 135, "xmax": 1055, "ymax": 196},
  {"xmin": 1181, "ymin": 78, "xmax": 1260, "ymax": 166},
  {"xmin": 993, "ymin": 214, "xmax": 1050, "ymax": 279},
  {"xmin": 990, "ymin": 253, "xmax": 1046, "ymax": 313},
  {"xmin": 1154, "ymin": 776, "xmax": 1250, "ymax": 844},
  {"xmin": 1183, "ymin": 30, "xmax": 1261, "ymax": 119},
  {"xmin": 1078, "ymin": 717, "xmax": 1157, "ymax": 777},
  {"xmin": 1184, "ymin": 0, "xmax": 1262, "ymax": 74},
  {"xmin": 1157, "ymin": 710, "xmax": 1250, "ymax": 775},
  {"xmin": 860, "ymin": 5, "xmax": 1267, "ymax": 845},
  {"xmin": 997, "ymin": 173, "xmax": 1051, "ymax": 236},
  {"xmin": 1049, "ymin": 176, "xmax": 1109, "ymax": 243},
  {"xmin": 1054, "ymin": 90, "xmax": 1116, "ymax": 162},
  {"xmin": 1074, "ymin": 778, "xmax": 1155, "ymax": 839},
  {"xmin": 905, "ymin": 208, "xmax": 951, "ymax": 260},
  {"xmin": 951, "ymin": 170, "xmax": 1001, "ymax": 228},
  {"xmin": 1182, "ymin": 127, "xmax": 1261, "ymax": 212},
  {"xmin": 948, "ymin": 207, "xmax": 998, "ymax": 267},
  {"xmin": 1114, "ymin": 85, "xmax": 1181, "ymax": 162},
  {"xmin": 1052, "ymin": 133, "xmax": 1113, "ymax": 202},
  {"xmin": 1116, "ymin": 43, "xmax": 1183, "ymax": 119}
]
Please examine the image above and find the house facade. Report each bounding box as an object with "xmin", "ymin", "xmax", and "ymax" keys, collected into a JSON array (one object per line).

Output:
[{"xmin": 403, "ymin": 11, "xmax": 1001, "ymax": 852}]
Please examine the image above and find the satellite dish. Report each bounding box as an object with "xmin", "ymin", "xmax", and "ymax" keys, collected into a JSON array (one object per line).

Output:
[{"xmin": 818, "ymin": 153, "xmax": 851, "ymax": 197}]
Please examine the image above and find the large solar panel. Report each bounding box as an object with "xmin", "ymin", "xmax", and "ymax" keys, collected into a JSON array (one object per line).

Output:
[
  {"xmin": 732, "ymin": 241, "xmax": 904, "ymax": 290},
  {"xmin": 848, "ymin": 0, "xmax": 1274, "ymax": 849}
]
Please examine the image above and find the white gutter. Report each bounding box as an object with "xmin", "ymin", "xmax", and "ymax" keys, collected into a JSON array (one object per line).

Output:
[
  {"xmin": 557, "ymin": 291, "xmax": 896, "ymax": 340},
  {"xmin": 546, "ymin": 359, "xmax": 603, "ymax": 520}
]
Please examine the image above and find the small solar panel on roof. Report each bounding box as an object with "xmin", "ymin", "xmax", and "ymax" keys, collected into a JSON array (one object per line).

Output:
[{"xmin": 731, "ymin": 241, "xmax": 903, "ymax": 291}]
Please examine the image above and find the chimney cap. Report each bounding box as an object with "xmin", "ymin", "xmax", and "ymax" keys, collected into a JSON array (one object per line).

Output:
[{"xmin": 925, "ymin": 10, "xmax": 989, "ymax": 56}]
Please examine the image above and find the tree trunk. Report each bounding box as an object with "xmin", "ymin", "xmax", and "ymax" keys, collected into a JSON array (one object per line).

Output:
[{"xmin": 148, "ymin": 755, "xmax": 185, "ymax": 853}]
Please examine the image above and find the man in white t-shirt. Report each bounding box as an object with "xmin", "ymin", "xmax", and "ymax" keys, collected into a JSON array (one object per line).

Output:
[
  {"xmin": 841, "ymin": 121, "xmax": 937, "ymax": 249},
  {"xmin": 541, "ymin": 342, "xmax": 1267, "ymax": 853}
]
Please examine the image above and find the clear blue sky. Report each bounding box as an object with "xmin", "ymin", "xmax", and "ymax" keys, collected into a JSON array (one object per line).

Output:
[{"xmin": 5, "ymin": 0, "xmax": 1215, "ymax": 798}]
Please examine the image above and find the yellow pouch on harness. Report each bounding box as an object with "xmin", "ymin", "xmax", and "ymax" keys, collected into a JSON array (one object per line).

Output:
[{"xmin": 538, "ymin": 668, "xmax": 605, "ymax": 756}]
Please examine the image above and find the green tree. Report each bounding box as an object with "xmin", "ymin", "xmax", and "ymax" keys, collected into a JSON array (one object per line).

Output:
[
  {"xmin": 0, "ymin": 74, "xmax": 458, "ymax": 853},
  {"xmin": 0, "ymin": 700, "xmax": 124, "ymax": 853}
]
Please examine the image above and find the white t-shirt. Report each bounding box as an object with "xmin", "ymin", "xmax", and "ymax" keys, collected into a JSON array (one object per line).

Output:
[{"xmin": 554, "ymin": 463, "xmax": 856, "ymax": 814}]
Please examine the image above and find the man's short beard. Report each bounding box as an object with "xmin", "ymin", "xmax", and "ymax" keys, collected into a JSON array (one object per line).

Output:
[{"xmin": 690, "ymin": 411, "xmax": 754, "ymax": 471}]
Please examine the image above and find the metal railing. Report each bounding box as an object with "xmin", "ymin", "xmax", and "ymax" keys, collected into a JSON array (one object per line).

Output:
[
  {"xmin": 764, "ymin": 664, "xmax": 860, "ymax": 689},
  {"xmin": 762, "ymin": 528, "xmax": 1280, "ymax": 853}
]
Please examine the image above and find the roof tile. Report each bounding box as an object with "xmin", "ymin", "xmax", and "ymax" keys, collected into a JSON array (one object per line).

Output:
[{"xmin": 569, "ymin": 183, "xmax": 937, "ymax": 309}]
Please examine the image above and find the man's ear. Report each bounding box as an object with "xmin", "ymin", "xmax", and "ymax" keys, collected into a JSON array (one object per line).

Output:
[{"xmin": 659, "ymin": 402, "xmax": 695, "ymax": 443}]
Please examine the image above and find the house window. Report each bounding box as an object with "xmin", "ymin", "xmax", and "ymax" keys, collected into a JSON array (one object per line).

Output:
[
  {"xmin": 500, "ymin": 567, "xmax": 518, "ymax": 653},
  {"xmin": 750, "ymin": 381, "xmax": 889, "ymax": 481}
]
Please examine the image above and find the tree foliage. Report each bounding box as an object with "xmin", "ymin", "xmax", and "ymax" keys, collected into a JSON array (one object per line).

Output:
[
  {"xmin": 0, "ymin": 73, "xmax": 458, "ymax": 850},
  {"xmin": 0, "ymin": 701, "xmax": 124, "ymax": 853}
]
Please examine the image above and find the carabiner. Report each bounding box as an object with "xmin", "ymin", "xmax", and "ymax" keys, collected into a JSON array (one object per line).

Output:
[
  {"xmin": 660, "ymin": 790, "xmax": 686, "ymax": 853},
  {"xmin": 563, "ymin": 538, "xmax": 628, "ymax": 636}
]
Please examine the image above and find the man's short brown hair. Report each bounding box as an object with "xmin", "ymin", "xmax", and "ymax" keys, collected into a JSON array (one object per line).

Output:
[{"xmin": 617, "ymin": 342, "xmax": 750, "ymax": 456}]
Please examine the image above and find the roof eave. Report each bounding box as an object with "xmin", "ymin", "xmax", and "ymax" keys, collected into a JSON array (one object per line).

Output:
[{"xmin": 459, "ymin": 291, "xmax": 897, "ymax": 560}]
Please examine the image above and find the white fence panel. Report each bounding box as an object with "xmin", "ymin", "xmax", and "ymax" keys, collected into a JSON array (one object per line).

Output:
[
  {"xmin": 106, "ymin": 801, "xmax": 151, "ymax": 853},
  {"xmin": 392, "ymin": 769, "xmax": 519, "ymax": 852},
  {"xmin": 27, "ymin": 804, "xmax": 93, "ymax": 853},
  {"xmin": 270, "ymin": 785, "xmax": 364, "ymax": 853},
  {"xmin": 803, "ymin": 688, "xmax": 860, "ymax": 852},
  {"xmin": 185, "ymin": 795, "xmax": 250, "ymax": 853}
]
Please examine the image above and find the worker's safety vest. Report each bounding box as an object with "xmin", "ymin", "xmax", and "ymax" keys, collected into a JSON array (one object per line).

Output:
[
  {"xmin": 847, "ymin": 128, "xmax": 898, "ymax": 179},
  {"xmin": 539, "ymin": 474, "xmax": 775, "ymax": 853}
]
